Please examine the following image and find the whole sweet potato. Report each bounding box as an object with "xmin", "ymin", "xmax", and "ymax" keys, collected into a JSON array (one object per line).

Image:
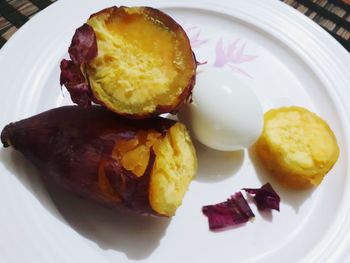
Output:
[{"xmin": 1, "ymin": 106, "xmax": 197, "ymax": 216}]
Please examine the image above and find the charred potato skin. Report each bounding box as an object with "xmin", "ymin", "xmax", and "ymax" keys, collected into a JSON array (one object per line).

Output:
[
  {"xmin": 84, "ymin": 6, "xmax": 197, "ymax": 119},
  {"xmin": 1, "ymin": 106, "xmax": 178, "ymax": 216}
]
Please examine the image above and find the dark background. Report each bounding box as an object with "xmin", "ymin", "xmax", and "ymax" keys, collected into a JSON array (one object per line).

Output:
[{"xmin": 0, "ymin": 0, "xmax": 349, "ymax": 51}]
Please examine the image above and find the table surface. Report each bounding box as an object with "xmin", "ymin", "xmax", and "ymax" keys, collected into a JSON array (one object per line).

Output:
[{"xmin": 0, "ymin": 0, "xmax": 349, "ymax": 51}]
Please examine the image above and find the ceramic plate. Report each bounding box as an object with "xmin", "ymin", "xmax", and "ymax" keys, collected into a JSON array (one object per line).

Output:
[{"xmin": 1, "ymin": 0, "xmax": 350, "ymax": 262}]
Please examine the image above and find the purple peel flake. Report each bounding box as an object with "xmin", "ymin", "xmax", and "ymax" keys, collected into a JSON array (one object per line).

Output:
[
  {"xmin": 231, "ymin": 192, "xmax": 255, "ymax": 218},
  {"xmin": 68, "ymin": 23, "xmax": 98, "ymax": 64},
  {"xmin": 60, "ymin": 24, "xmax": 98, "ymax": 107},
  {"xmin": 202, "ymin": 192, "xmax": 254, "ymax": 230},
  {"xmin": 243, "ymin": 183, "xmax": 280, "ymax": 211},
  {"xmin": 60, "ymin": 59, "xmax": 93, "ymax": 108}
]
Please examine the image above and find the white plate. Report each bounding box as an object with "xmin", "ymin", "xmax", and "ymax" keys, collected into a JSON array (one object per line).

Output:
[{"xmin": 1, "ymin": 0, "xmax": 350, "ymax": 262}]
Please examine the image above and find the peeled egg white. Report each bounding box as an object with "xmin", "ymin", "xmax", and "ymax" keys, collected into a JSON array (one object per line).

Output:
[{"xmin": 178, "ymin": 68, "xmax": 264, "ymax": 151}]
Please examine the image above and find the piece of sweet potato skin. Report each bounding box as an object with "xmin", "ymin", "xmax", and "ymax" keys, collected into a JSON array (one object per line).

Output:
[{"xmin": 1, "ymin": 106, "xmax": 197, "ymax": 216}]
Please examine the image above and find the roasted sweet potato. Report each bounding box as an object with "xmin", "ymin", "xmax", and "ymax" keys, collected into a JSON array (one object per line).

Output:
[
  {"xmin": 60, "ymin": 6, "xmax": 197, "ymax": 118},
  {"xmin": 1, "ymin": 106, "xmax": 197, "ymax": 216},
  {"xmin": 255, "ymin": 107, "xmax": 339, "ymax": 189}
]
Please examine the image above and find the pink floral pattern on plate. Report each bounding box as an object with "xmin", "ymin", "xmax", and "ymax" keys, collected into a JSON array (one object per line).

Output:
[
  {"xmin": 186, "ymin": 26, "xmax": 208, "ymax": 48},
  {"xmin": 185, "ymin": 25, "xmax": 258, "ymax": 77},
  {"xmin": 213, "ymin": 38, "xmax": 258, "ymax": 78}
]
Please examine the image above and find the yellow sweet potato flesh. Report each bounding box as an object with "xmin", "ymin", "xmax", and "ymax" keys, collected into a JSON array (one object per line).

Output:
[
  {"xmin": 149, "ymin": 123, "xmax": 197, "ymax": 216},
  {"xmin": 86, "ymin": 7, "xmax": 196, "ymax": 116},
  {"xmin": 112, "ymin": 130, "xmax": 161, "ymax": 177},
  {"xmin": 255, "ymin": 107, "xmax": 339, "ymax": 189},
  {"xmin": 105, "ymin": 122, "xmax": 197, "ymax": 216}
]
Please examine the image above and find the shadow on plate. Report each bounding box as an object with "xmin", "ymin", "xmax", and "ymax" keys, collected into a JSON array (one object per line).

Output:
[
  {"xmin": 0, "ymin": 148, "xmax": 169, "ymax": 260},
  {"xmin": 194, "ymin": 139, "xmax": 244, "ymax": 183},
  {"xmin": 0, "ymin": 148, "xmax": 59, "ymax": 215},
  {"xmin": 45, "ymin": 179, "xmax": 170, "ymax": 260},
  {"xmin": 248, "ymin": 147, "xmax": 315, "ymax": 212}
]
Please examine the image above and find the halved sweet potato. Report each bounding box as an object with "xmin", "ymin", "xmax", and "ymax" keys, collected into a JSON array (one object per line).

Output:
[
  {"xmin": 1, "ymin": 106, "xmax": 197, "ymax": 216},
  {"xmin": 61, "ymin": 6, "xmax": 197, "ymax": 118}
]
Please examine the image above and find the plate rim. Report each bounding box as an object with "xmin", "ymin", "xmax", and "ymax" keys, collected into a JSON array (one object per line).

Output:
[{"xmin": 1, "ymin": 0, "xmax": 350, "ymax": 262}]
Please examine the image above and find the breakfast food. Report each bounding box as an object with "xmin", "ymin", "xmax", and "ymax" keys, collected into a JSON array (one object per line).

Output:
[
  {"xmin": 255, "ymin": 106, "xmax": 339, "ymax": 189},
  {"xmin": 60, "ymin": 6, "xmax": 197, "ymax": 118},
  {"xmin": 1, "ymin": 106, "xmax": 197, "ymax": 216},
  {"xmin": 178, "ymin": 68, "xmax": 263, "ymax": 151}
]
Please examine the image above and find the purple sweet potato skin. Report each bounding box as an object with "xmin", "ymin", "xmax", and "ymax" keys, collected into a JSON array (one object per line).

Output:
[
  {"xmin": 68, "ymin": 23, "xmax": 97, "ymax": 65},
  {"xmin": 1, "ymin": 106, "xmax": 175, "ymax": 215}
]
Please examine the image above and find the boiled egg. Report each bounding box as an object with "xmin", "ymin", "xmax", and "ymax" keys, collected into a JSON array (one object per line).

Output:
[{"xmin": 178, "ymin": 68, "xmax": 263, "ymax": 151}]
